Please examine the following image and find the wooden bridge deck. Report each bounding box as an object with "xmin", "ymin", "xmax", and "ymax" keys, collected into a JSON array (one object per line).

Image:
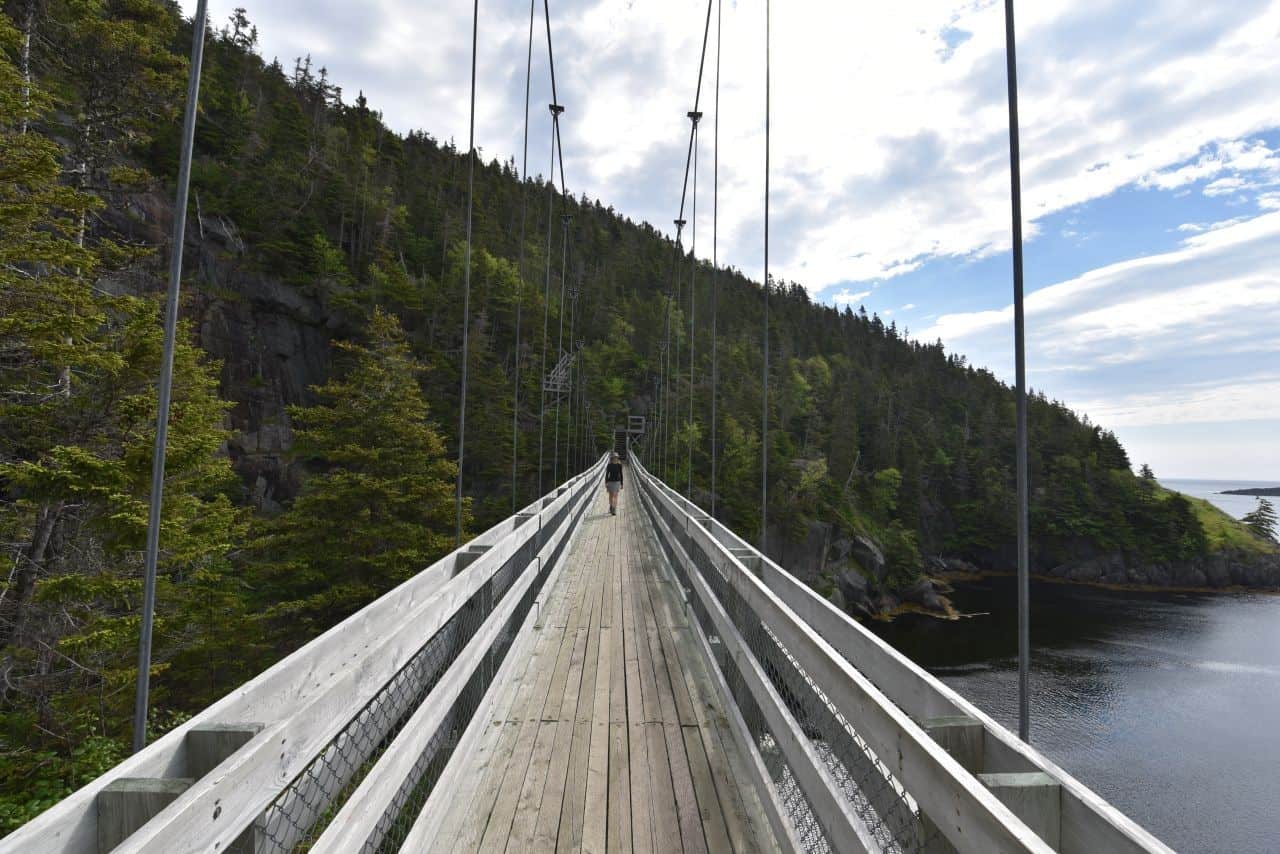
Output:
[{"xmin": 420, "ymin": 488, "xmax": 781, "ymax": 854}]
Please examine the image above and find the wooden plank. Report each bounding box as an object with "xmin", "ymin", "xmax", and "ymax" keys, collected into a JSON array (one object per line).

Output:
[
  {"xmin": 642, "ymin": 568, "xmax": 697, "ymax": 728},
  {"xmin": 417, "ymin": 484, "xmax": 602, "ymax": 854},
  {"xmin": 471, "ymin": 504, "xmax": 600, "ymax": 854},
  {"xmin": 681, "ymin": 727, "xmax": 734, "ymax": 854},
  {"xmin": 583, "ymin": 610, "xmax": 614, "ymax": 854},
  {"xmin": 636, "ymin": 549, "xmax": 707, "ymax": 854},
  {"xmin": 431, "ymin": 610, "xmax": 552, "ymax": 853},
  {"xmin": 559, "ymin": 551, "xmax": 607, "ymax": 854},
  {"xmin": 486, "ymin": 526, "xmax": 598, "ymax": 854},
  {"xmin": 449, "ymin": 602, "xmax": 568, "ymax": 853},
  {"xmin": 506, "ymin": 722, "xmax": 559, "ymax": 852},
  {"xmin": 666, "ymin": 627, "xmax": 768, "ymax": 854},
  {"xmin": 620, "ymin": 517, "xmax": 653, "ymax": 854},
  {"xmin": 626, "ymin": 511, "xmax": 683, "ymax": 854},
  {"xmin": 606, "ymin": 723, "xmax": 632, "ymax": 854},
  {"xmin": 532, "ymin": 628, "xmax": 588, "ymax": 852}
]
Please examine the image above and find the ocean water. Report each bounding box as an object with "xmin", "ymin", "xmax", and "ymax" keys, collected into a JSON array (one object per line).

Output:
[
  {"xmin": 872, "ymin": 578, "xmax": 1280, "ymax": 853},
  {"xmin": 1159, "ymin": 478, "xmax": 1280, "ymax": 520}
]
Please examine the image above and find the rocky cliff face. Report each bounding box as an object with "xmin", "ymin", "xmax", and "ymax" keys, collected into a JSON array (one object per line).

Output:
[
  {"xmin": 109, "ymin": 195, "xmax": 338, "ymax": 511},
  {"xmin": 766, "ymin": 520, "xmax": 950, "ymax": 619}
]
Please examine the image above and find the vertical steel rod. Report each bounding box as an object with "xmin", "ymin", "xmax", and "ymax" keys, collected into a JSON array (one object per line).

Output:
[
  {"xmin": 512, "ymin": 0, "xmax": 536, "ymax": 513},
  {"xmin": 552, "ymin": 215, "xmax": 569, "ymax": 485},
  {"xmin": 1003, "ymin": 0, "xmax": 1032, "ymax": 743},
  {"xmin": 538, "ymin": 109, "xmax": 560, "ymax": 496},
  {"xmin": 687, "ymin": 114, "xmax": 700, "ymax": 498},
  {"xmin": 710, "ymin": 0, "xmax": 721, "ymax": 520},
  {"xmin": 456, "ymin": 0, "xmax": 480, "ymax": 547},
  {"xmin": 760, "ymin": 0, "xmax": 771, "ymax": 554},
  {"xmin": 132, "ymin": 0, "xmax": 208, "ymax": 754}
]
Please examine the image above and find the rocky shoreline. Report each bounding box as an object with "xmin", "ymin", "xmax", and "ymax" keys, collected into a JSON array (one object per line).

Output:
[
  {"xmin": 1041, "ymin": 548, "xmax": 1280, "ymax": 590},
  {"xmin": 776, "ymin": 522, "xmax": 1280, "ymax": 624}
]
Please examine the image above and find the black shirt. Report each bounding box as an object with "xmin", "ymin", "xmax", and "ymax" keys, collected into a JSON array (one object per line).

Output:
[{"xmin": 605, "ymin": 462, "xmax": 624, "ymax": 484}]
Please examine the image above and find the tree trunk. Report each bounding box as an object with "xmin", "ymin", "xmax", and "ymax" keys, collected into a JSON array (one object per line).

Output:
[
  {"xmin": 20, "ymin": 2, "xmax": 34, "ymax": 135},
  {"xmin": 0, "ymin": 503, "xmax": 62, "ymax": 655}
]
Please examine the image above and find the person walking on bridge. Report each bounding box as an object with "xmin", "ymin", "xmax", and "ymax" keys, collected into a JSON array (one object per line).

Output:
[{"xmin": 605, "ymin": 452, "xmax": 624, "ymax": 516}]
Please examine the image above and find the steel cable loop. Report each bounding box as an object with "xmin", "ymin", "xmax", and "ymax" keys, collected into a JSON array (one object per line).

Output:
[
  {"xmin": 512, "ymin": 0, "xmax": 536, "ymax": 513},
  {"xmin": 455, "ymin": 0, "xmax": 480, "ymax": 547}
]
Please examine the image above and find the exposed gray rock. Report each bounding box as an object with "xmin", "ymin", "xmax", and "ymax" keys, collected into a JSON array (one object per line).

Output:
[
  {"xmin": 849, "ymin": 534, "xmax": 887, "ymax": 584},
  {"xmin": 902, "ymin": 577, "xmax": 946, "ymax": 612},
  {"xmin": 833, "ymin": 567, "xmax": 874, "ymax": 620},
  {"xmin": 1043, "ymin": 549, "xmax": 1280, "ymax": 590}
]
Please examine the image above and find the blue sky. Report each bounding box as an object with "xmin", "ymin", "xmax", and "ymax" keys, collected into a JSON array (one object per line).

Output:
[{"xmin": 181, "ymin": 0, "xmax": 1280, "ymax": 479}]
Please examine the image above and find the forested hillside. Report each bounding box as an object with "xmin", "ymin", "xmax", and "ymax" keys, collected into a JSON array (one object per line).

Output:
[{"xmin": 2, "ymin": 1, "xmax": 1274, "ymax": 830}]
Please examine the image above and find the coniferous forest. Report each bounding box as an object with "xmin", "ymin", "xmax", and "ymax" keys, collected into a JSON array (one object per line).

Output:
[{"xmin": 1, "ymin": 1, "xmax": 1275, "ymax": 830}]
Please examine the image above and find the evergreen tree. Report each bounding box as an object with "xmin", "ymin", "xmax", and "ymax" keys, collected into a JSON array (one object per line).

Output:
[
  {"xmin": 254, "ymin": 310, "xmax": 464, "ymax": 636},
  {"xmin": 2, "ymin": 16, "xmax": 243, "ymax": 821},
  {"xmin": 1243, "ymin": 499, "xmax": 1277, "ymax": 543}
]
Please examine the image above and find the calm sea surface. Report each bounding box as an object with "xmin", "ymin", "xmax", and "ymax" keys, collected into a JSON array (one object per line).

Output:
[
  {"xmin": 1160, "ymin": 477, "xmax": 1280, "ymax": 520},
  {"xmin": 871, "ymin": 576, "xmax": 1280, "ymax": 853}
]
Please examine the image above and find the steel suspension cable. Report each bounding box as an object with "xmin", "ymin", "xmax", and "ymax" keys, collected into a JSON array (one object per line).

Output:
[
  {"xmin": 455, "ymin": 0, "xmax": 480, "ymax": 547},
  {"xmin": 511, "ymin": 0, "xmax": 536, "ymax": 513},
  {"xmin": 663, "ymin": 223, "xmax": 684, "ymax": 481},
  {"xmin": 760, "ymin": 0, "xmax": 771, "ymax": 553},
  {"xmin": 537, "ymin": 108, "xmax": 561, "ymax": 497},
  {"xmin": 564, "ymin": 281, "xmax": 578, "ymax": 475},
  {"xmin": 537, "ymin": 0, "xmax": 570, "ymax": 496},
  {"xmin": 687, "ymin": 111, "xmax": 701, "ymax": 497},
  {"xmin": 1003, "ymin": 0, "xmax": 1032, "ymax": 744},
  {"xmin": 710, "ymin": 0, "xmax": 721, "ymax": 519},
  {"xmin": 552, "ymin": 213, "xmax": 570, "ymax": 485},
  {"xmin": 133, "ymin": 0, "xmax": 208, "ymax": 753},
  {"xmin": 663, "ymin": 0, "xmax": 716, "ymax": 494}
]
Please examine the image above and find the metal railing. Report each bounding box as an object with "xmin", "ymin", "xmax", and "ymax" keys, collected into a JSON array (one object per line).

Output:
[
  {"xmin": 630, "ymin": 456, "xmax": 1173, "ymax": 854},
  {"xmin": 3, "ymin": 458, "xmax": 605, "ymax": 854}
]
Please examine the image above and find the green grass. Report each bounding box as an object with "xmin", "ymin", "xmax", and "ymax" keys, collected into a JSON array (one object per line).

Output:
[{"xmin": 1175, "ymin": 492, "xmax": 1278, "ymax": 554}]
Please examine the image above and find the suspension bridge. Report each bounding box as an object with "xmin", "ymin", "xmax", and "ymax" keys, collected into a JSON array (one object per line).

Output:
[
  {"xmin": 3, "ymin": 450, "xmax": 1173, "ymax": 854},
  {"xmin": 3, "ymin": 0, "xmax": 1188, "ymax": 850}
]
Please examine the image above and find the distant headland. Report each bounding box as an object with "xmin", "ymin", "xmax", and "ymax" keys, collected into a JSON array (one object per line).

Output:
[{"xmin": 1219, "ymin": 487, "xmax": 1280, "ymax": 496}]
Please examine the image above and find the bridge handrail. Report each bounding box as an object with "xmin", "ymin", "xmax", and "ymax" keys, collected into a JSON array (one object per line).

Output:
[
  {"xmin": 2, "ymin": 458, "xmax": 606, "ymax": 854},
  {"xmin": 634, "ymin": 462, "xmax": 1172, "ymax": 854},
  {"xmin": 634, "ymin": 458, "xmax": 1059, "ymax": 852}
]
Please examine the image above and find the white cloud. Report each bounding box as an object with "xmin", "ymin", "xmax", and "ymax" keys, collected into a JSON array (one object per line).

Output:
[
  {"xmin": 180, "ymin": 0, "xmax": 1280, "ymax": 292},
  {"xmin": 919, "ymin": 211, "xmax": 1280, "ymax": 426},
  {"xmin": 832, "ymin": 289, "xmax": 872, "ymax": 305},
  {"xmin": 901, "ymin": 303, "xmax": 917, "ymax": 310},
  {"xmin": 1075, "ymin": 376, "xmax": 1280, "ymax": 427}
]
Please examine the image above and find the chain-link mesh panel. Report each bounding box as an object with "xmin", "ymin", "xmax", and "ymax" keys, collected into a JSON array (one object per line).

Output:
[
  {"xmin": 641, "ymin": 486, "xmax": 952, "ymax": 854},
  {"xmin": 251, "ymin": 505, "xmax": 564, "ymax": 854}
]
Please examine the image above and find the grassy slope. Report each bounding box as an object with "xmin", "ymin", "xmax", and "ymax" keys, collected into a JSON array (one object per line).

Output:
[{"xmin": 1166, "ymin": 490, "xmax": 1279, "ymax": 554}]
